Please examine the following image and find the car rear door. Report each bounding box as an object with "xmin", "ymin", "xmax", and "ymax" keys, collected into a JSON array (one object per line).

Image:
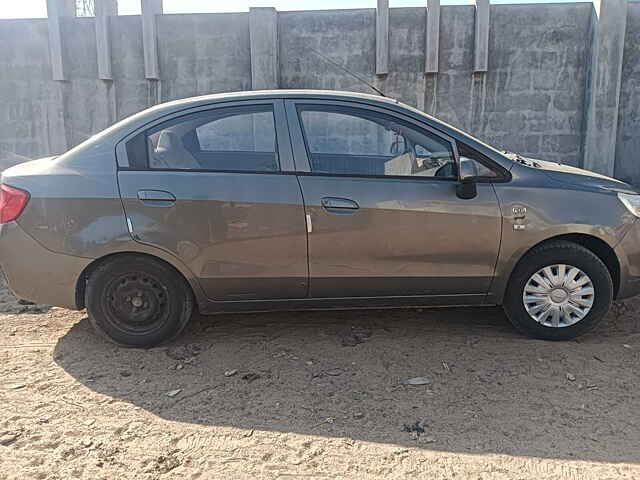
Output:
[
  {"xmin": 116, "ymin": 99, "xmax": 308, "ymax": 301},
  {"xmin": 286, "ymin": 99, "xmax": 502, "ymax": 302}
]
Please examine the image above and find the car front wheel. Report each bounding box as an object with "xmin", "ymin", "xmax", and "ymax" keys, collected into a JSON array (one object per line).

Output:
[
  {"xmin": 86, "ymin": 255, "xmax": 194, "ymax": 347},
  {"xmin": 503, "ymin": 241, "xmax": 613, "ymax": 340}
]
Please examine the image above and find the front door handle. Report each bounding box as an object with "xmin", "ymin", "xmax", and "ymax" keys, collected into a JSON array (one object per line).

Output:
[
  {"xmin": 137, "ymin": 189, "xmax": 176, "ymax": 205},
  {"xmin": 321, "ymin": 197, "xmax": 359, "ymax": 213}
]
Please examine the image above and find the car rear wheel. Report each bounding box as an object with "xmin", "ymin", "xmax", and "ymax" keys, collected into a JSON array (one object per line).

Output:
[
  {"xmin": 86, "ymin": 255, "xmax": 193, "ymax": 347},
  {"xmin": 503, "ymin": 241, "xmax": 613, "ymax": 340}
]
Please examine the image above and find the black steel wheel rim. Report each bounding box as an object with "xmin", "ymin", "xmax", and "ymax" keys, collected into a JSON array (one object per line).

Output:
[{"xmin": 102, "ymin": 271, "xmax": 171, "ymax": 335}]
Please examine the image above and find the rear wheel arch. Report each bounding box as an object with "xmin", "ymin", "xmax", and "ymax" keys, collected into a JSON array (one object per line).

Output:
[
  {"xmin": 75, "ymin": 251, "xmax": 201, "ymax": 311},
  {"xmin": 507, "ymin": 233, "xmax": 620, "ymax": 299}
]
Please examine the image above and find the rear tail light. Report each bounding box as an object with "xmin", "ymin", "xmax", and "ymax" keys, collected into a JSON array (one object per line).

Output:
[{"xmin": 0, "ymin": 184, "xmax": 30, "ymax": 223}]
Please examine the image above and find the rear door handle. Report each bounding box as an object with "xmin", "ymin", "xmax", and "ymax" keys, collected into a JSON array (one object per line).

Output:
[
  {"xmin": 137, "ymin": 189, "xmax": 176, "ymax": 205},
  {"xmin": 321, "ymin": 197, "xmax": 359, "ymax": 213}
]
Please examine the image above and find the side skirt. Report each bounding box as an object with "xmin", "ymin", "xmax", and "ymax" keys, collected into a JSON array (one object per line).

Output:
[{"xmin": 198, "ymin": 294, "xmax": 491, "ymax": 315}]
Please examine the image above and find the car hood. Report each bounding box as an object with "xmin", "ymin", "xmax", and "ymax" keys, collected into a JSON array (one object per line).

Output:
[{"xmin": 524, "ymin": 158, "xmax": 637, "ymax": 194}]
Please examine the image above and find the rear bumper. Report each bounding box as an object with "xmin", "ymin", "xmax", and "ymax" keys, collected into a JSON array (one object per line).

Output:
[{"xmin": 0, "ymin": 222, "xmax": 90, "ymax": 309}]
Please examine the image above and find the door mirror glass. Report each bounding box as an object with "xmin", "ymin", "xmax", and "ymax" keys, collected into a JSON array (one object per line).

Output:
[{"xmin": 459, "ymin": 156, "xmax": 479, "ymax": 180}]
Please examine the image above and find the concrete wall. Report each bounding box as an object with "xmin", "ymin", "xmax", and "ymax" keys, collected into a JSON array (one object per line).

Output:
[
  {"xmin": 0, "ymin": 19, "xmax": 63, "ymax": 164},
  {"xmin": 157, "ymin": 13, "xmax": 252, "ymax": 102},
  {"xmin": 0, "ymin": 2, "xmax": 638, "ymax": 183},
  {"xmin": 279, "ymin": 9, "xmax": 377, "ymax": 94},
  {"xmin": 616, "ymin": 2, "xmax": 640, "ymax": 185},
  {"xmin": 422, "ymin": 4, "xmax": 591, "ymax": 166}
]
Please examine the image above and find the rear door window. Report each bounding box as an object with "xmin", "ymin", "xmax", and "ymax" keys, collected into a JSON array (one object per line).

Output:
[{"xmin": 129, "ymin": 105, "xmax": 280, "ymax": 172}]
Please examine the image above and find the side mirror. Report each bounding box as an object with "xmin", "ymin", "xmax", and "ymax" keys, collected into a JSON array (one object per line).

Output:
[
  {"xmin": 456, "ymin": 177, "xmax": 477, "ymax": 199},
  {"xmin": 459, "ymin": 156, "xmax": 478, "ymax": 180},
  {"xmin": 456, "ymin": 157, "xmax": 478, "ymax": 199}
]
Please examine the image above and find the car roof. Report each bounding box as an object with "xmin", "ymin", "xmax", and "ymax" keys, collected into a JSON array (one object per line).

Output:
[{"xmin": 150, "ymin": 89, "xmax": 402, "ymax": 112}]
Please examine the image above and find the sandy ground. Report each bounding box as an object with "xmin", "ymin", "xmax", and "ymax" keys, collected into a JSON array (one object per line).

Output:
[{"xmin": 0, "ymin": 275, "xmax": 639, "ymax": 479}]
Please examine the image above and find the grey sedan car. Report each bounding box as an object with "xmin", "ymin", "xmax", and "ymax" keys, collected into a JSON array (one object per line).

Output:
[{"xmin": 1, "ymin": 90, "xmax": 639, "ymax": 346}]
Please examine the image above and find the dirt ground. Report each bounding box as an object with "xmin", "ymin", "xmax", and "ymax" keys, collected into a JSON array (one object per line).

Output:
[{"xmin": 1, "ymin": 275, "xmax": 639, "ymax": 480}]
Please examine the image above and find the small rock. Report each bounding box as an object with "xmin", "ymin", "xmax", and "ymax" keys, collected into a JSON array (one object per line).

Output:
[
  {"xmin": 566, "ymin": 373, "xmax": 576, "ymax": 382},
  {"xmin": 8, "ymin": 384, "xmax": 25, "ymax": 390},
  {"xmin": 623, "ymin": 344, "xmax": 632, "ymax": 349},
  {"xmin": 402, "ymin": 376, "xmax": 432, "ymax": 386},
  {"xmin": 242, "ymin": 373, "xmax": 260, "ymax": 383},
  {"xmin": 325, "ymin": 368, "xmax": 344, "ymax": 376},
  {"xmin": 156, "ymin": 453, "xmax": 181, "ymax": 473},
  {"xmin": 81, "ymin": 438, "xmax": 93, "ymax": 448},
  {"xmin": 120, "ymin": 370, "xmax": 131, "ymax": 377},
  {"xmin": 341, "ymin": 326, "xmax": 372, "ymax": 347},
  {"xmin": 166, "ymin": 343, "xmax": 202, "ymax": 361},
  {"xmin": 421, "ymin": 435, "xmax": 436, "ymax": 444},
  {"xmin": 305, "ymin": 361, "xmax": 313, "ymax": 366},
  {"xmin": 466, "ymin": 336, "xmax": 480, "ymax": 347},
  {"xmin": 143, "ymin": 460, "xmax": 157, "ymax": 474},
  {"xmin": 353, "ymin": 412, "xmax": 364, "ymax": 419},
  {"xmin": 166, "ymin": 389, "xmax": 182, "ymax": 398},
  {"xmin": 84, "ymin": 419, "xmax": 95, "ymax": 427},
  {"xmin": 402, "ymin": 421, "xmax": 426, "ymax": 435},
  {"xmin": 176, "ymin": 364, "xmax": 184, "ymax": 371},
  {"xmin": 0, "ymin": 433, "xmax": 18, "ymax": 446},
  {"xmin": 224, "ymin": 369, "xmax": 238, "ymax": 377}
]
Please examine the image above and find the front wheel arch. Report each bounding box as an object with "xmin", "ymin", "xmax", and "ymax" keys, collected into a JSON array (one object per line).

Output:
[
  {"xmin": 503, "ymin": 239, "xmax": 614, "ymax": 339},
  {"xmin": 504, "ymin": 233, "xmax": 620, "ymax": 301}
]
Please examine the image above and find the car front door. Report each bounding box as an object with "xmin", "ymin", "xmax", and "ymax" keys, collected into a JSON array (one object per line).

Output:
[
  {"xmin": 286, "ymin": 100, "xmax": 502, "ymax": 302},
  {"xmin": 116, "ymin": 100, "xmax": 308, "ymax": 301}
]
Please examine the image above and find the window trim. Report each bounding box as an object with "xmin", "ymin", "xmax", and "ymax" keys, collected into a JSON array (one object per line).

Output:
[
  {"xmin": 285, "ymin": 99, "xmax": 461, "ymax": 182},
  {"xmin": 115, "ymin": 99, "xmax": 295, "ymax": 174},
  {"xmin": 456, "ymin": 141, "xmax": 511, "ymax": 183},
  {"xmin": 146, "ymin": 105, "xmax": 279, "ymax": 172}
]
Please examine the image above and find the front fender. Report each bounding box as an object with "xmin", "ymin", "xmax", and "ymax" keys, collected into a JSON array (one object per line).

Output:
[{"xmin": 487, "ymin": 166, "xmax": 634, "ymax": 304}]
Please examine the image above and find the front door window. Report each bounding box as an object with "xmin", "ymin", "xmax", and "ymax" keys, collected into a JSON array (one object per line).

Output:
[{"xmin": 298, "ymin": 106, "xmax": 456, "ymax": 179}]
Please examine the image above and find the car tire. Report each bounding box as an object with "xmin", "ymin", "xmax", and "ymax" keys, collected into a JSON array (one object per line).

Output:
[
  {"xmin": 85, "ymin": 255, "xmax": 194, "ymax": 347},
  {"xmin": 503, "ymin": 241, "xmax": 613, "ymax": 340}
]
